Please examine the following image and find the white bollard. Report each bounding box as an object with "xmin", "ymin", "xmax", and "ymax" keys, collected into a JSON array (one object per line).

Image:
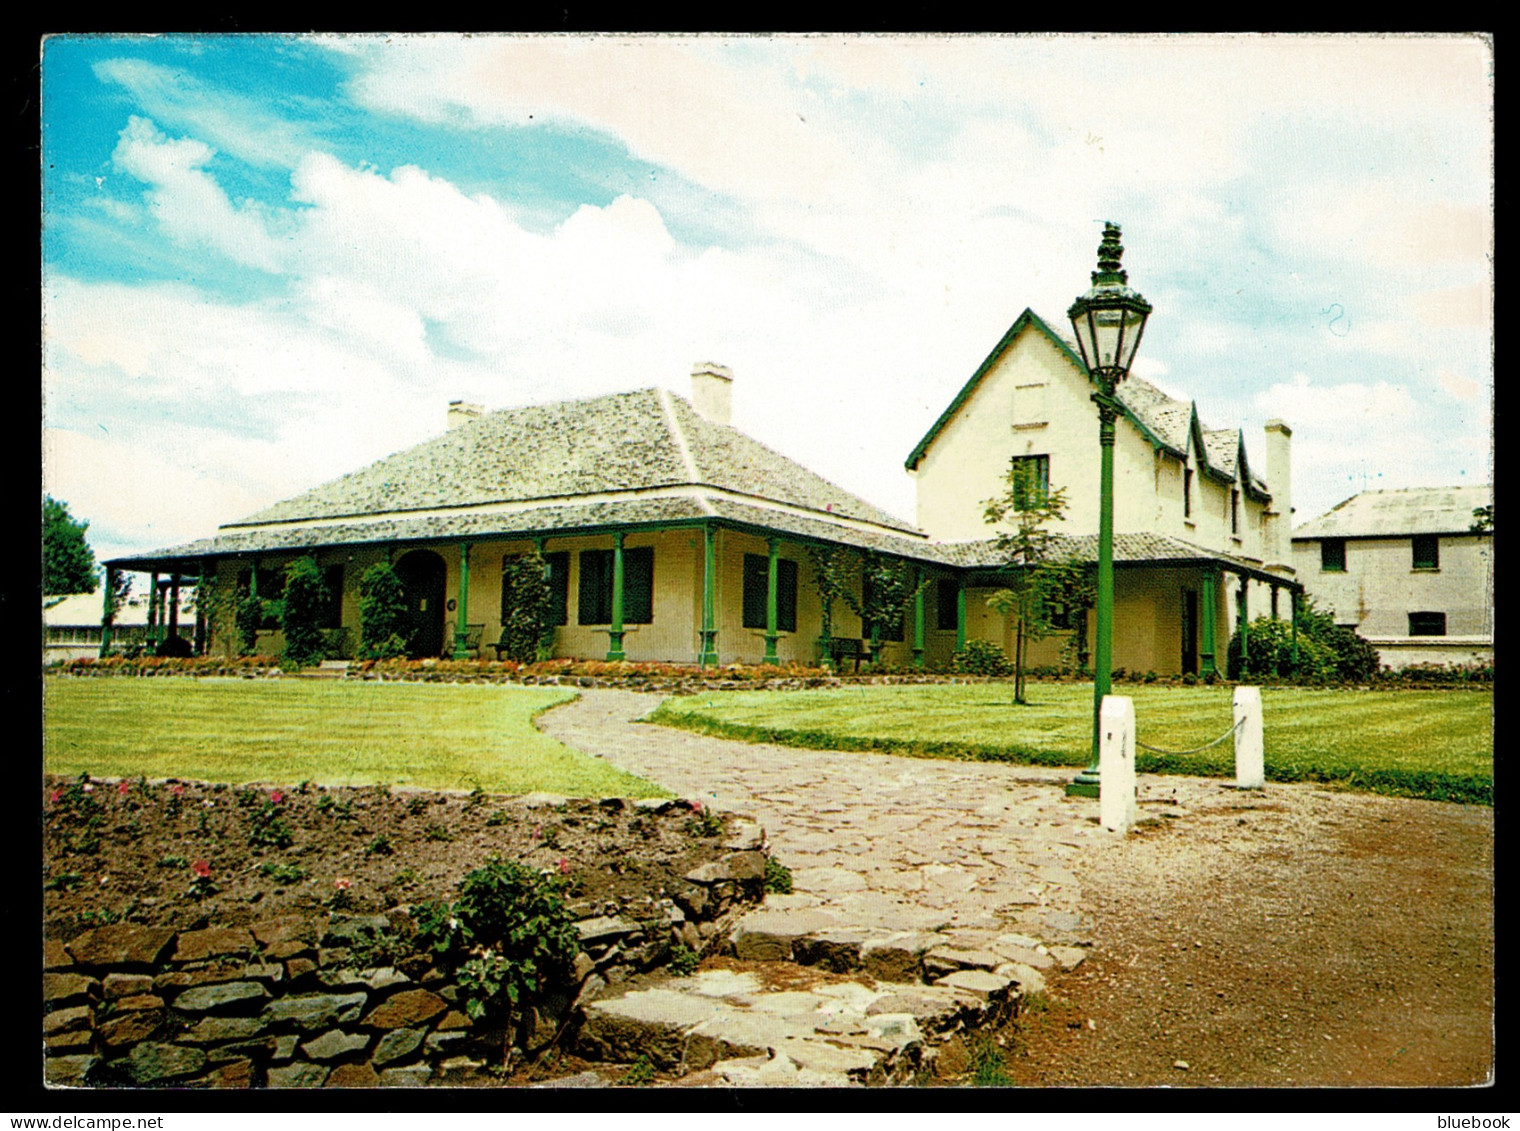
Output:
[
  {"xmin": 1099, "ymin": 694, "xmax": 1138, "ymax": 833},
  {"xmin": 1233, "ymin": 685, "xmax": 1264, "ymax": 789}
]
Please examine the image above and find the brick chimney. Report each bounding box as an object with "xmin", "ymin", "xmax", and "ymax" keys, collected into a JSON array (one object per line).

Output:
[
  {"xmin": 1264, "ymin": 419, "xmax": 1293, "ymax": 562},
  {"xmin": 447, "ymin": 400, "xmax": 484, "ymax": 430},
  {"xmin": 690, "ymin": 363, "xmax": 732, "ymax": 425}
]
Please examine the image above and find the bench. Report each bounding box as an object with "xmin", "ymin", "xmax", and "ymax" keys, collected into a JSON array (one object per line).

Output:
[{"xmin": 820, "ymin": 637, "xmax": 865, "ymax": 672}]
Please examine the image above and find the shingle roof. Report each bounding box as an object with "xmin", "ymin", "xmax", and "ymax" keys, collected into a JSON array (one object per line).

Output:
[
  {"xmin": 1293, "ymin": 485, "xmax": 1493, "ymax": 540},
  {"xmin": 233, "ymin": 388, "xmax": 913, "ymax": 535},
  {"xmin": 1115, "ymin": 376, "xmax": 1193, "ymax": 455},
  {"xmin": 943, "ymin": 531, "xmax": 1296, "ymax": 586}
]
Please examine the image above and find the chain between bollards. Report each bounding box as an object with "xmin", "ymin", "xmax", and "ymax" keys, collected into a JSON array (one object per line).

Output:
[{"xmin": 1134, "ymin": 716, "xmax": 1245, "ymax": 757}]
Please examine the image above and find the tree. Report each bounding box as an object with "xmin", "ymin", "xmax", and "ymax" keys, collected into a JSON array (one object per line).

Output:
[
  {"xmin": 982, "ymin": 459, "xmax": 1079, "ymax": 703},
  {"xmin": 358, "ymin": 561, "xmax": 411, "ymax": 659},
  {"xmin": 1470, "ymin": 504, "xmax": 1493, "ymax": 534},
  {"xmin": 43, "ymin": 496, "xmax": 98, "ymax": 595},
  {"xmin": 805, "ymin": 544, "xmax": 856, "ymax": 666},
  {"xmin": 500, "ymin": 553, "xmax": 555, "ymax": 663},
  {"xmin": 849, "ymin": 552, "xmax": 923, "ymax": 665},
  {"xmin": 279, "ymin": 556, "xmax": 329, "ymax": 667}
]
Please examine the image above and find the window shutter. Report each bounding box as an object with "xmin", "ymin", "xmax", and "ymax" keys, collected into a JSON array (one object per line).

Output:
[
  {"xmin": 778, "ymin": 558, "xmax": 798, "ymax": 633},
  {"xmin": 623, "ymin": 546, "xmax": 654, "ymax": 624},
  {"xmin": 578, "ymin": 550, "xmax": 611, "ymax": 625},
  {"xmin": 742, "ymin": 554, "xmax": 767, "ymax": 629}
]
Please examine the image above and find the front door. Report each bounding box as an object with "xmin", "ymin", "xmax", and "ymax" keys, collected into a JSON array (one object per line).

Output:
[
  {"xmin": 395, "ymin": 550, "xmax": 448, "ymax": 658},
  {"xmin": 1181, "ymin": 589, "xmax": 1198, "ymax": 675}
]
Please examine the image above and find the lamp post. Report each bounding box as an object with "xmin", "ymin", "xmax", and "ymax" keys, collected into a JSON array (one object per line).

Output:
[{"xmin": 1065, "ymin": 222, "xmax": 1151, "ymax": 798}]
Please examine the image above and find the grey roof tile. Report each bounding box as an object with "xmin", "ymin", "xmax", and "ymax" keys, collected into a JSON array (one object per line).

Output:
[{"xmin": 1293, "ymin": 485, "xmax": 1492, "ymax": 539}]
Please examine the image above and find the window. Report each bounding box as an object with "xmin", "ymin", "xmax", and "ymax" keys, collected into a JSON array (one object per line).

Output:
[
  {"xmin": 741, "ymin": 554, "xmax": 798, "ymax": 633},
  {"xmin": 1412, "ymin": 535, "xmax": 1440, "ymax": 570},
  {"xmin": 1008, "ymin": 455, "xmax": 1050, "ymax": 509},
  {"xmin": 1320, "ymin": 539, "xmax": 1346, "ymax": 573},
  {"xmin": 1230, "ymin": 488, "xmax": 1240, "ymax": 535},
  {"xmin": 1183, "ymin": 467, "xmax": 1193, "ymax": 518},
  {"xmin": 502, "ymin": 552, "xmax": 569, "ymax": 627},
  {"xmin": 577, "ymin": 547, "xmax": 654, "ymax": 625},
  {"xmin": 321, "ymin": 564, "xmax": 345, "ymax": 629},
  {"xmin": 936, "ymin": 579, "xmax": 960, "ymax": 631},
  {"xmin": 239, "ymin": 566, "xmax": 286, "ymax": 629},
  {"xmin": 1408, "ymin": 612, "xmax": 1446, "ymax": 637}
]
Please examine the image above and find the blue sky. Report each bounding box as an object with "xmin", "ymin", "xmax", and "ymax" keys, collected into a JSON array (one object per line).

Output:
[{"xmin": 41, "ymin": 33, "xmax": 1493, "ymax": 565}]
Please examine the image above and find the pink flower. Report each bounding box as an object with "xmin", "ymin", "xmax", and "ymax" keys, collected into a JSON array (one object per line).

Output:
[
  {"xmin": 557, "ymin": 858, "xmax": 571, "ymax": 875},
  {"xmin": 170, "ymin": 784, "xmax": 186, "ymax": 797},
  {"xmin": 191, "ymin": 859, "xmax": 212, "ymax": 879},
  {"xmin": 690, "ymin": 800, "xmax": 703, "ymax": 813},
  {"xmin": 117, "ymin": 781, "xmax": 131, "ymax": 796},
  {"xmin": 49, "ymin": 789, "xmax": 61, "ymax": 804},
  {"xmin": 334, "ymin": 877, "xmax": 351, "ymax": 891},
  {"xmin": 270, "ymin": 790, "xmax": 284, "ymax": 804},
  {"xmin": 81, "ymin": 782, "xmax": 95, "ymax": 794}
]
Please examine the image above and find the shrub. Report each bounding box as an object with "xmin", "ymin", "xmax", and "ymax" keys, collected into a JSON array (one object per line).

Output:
[
  {"xmin": 412, "ymin": 857, "xmax": 580, "ymax": 1023},
  {"xmin": 279, "ymin": 556, "xmax": 329, "ymax": 668},
  {"xmin": 1226, "ymin": 607, "xmax": 1362, "ymax": 684},
  {"xmin": 247, "ymin": 801, "xmax": 294, "ymax": 849},
  {"xmin": 235, "ymin": 594, "xmax": 263, "ymax": 657},
  {"xmin": 764, "ymin": 857, "xmax": 794, "ymax": 895},
  {"xmin": 358, "ymin": 561, "xmax": 411, "ymax": 660},
  {"xmin": 669, "ymin": 944, "xmax": 699, "ymax": 976},
  {"xmin": 951, "ymin": 639, "xmax": 1014, "ymax": 677},
  {"xmin": 500, "ymin": 553, "xmax": 555, "ymax": 663}
]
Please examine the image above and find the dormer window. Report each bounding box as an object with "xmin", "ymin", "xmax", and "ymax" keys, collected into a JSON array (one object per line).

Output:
[{"xmin": 1184, "ymin": 467, "xmax": 1193, "ymax": 518}]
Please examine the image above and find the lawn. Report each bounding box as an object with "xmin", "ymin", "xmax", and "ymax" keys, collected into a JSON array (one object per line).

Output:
[
  {"xmin": 649, "ymin": 682, "xmax": 1493, "ymax": 804},
  {"xmin": 43, "ymin": 678, "xmax": 665, "ymax": 798}
]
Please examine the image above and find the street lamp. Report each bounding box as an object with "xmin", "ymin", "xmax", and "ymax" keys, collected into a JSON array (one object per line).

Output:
[{"xmin": 1066, "ymin": 221, "xmax": 1151, "ymax": 798}]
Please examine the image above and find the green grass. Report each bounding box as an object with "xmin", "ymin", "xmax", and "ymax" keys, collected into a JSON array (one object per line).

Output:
[
  {"xmin": 43, "ymin": 678, "xmax": 665, "ymax": 798},
  {"xmin": 649, "ymin": 683, "xmax": 1492, "ymax": 804}
]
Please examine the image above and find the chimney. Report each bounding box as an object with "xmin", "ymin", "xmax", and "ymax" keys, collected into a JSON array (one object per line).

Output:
[
  {"xmin": 690, "ymin": 362, "xmax": 733, "ymax": 425},
  {"xmin": 1264, "ymin": 419, "xmax": 1293, "ymax": 562},
  {"xmin": 447, "ymin": 400, "xmax": 484, "ymax": 430}
]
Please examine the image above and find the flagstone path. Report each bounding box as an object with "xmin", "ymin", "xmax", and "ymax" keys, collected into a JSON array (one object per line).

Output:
[{"xmin": 535, "ymin": 688, "xmax": 1250, "ymax": 1085}]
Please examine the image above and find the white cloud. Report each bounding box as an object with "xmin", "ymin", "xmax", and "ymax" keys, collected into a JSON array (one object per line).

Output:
[{"xmin": 111, "ymin": 117, "xmax": 284, "ymax": 272}]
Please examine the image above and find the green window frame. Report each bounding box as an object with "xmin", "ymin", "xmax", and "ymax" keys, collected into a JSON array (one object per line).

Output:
[
  {"xmin": 1412, "ymin": 535, "xmax": 1440, "ymax": 570},
  {"xmin": 1008, "ymin": 455, "xmax": 1050, "ymax": 509},
  {"xmin": 741, "ymin": 554, "xmax": 798, "ymax": 633},
  {"xmin": 1320, "ymin": 539, "xmax": 1346, "ymax": 573},
  {"xmin": 577, "ymin": 547, "xmax": 654, "ymax": 625},
  {"xmin": 1408, "ymin": 611, "xmax": 1446, "ymax": 636}
]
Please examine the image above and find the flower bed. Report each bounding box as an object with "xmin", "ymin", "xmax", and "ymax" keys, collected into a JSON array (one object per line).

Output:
[{"xmin": 43, "ymin": 775, "xmax": 769, "ymax": 1088}]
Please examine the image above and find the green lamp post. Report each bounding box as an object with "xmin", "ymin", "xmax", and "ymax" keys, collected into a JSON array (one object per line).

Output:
[{"xmin": 1065, "ymin": 221, "xmax": 1151, "ymax": 798}]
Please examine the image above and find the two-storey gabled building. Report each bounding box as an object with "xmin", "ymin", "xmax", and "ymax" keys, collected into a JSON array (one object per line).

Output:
[{"xmin": 1292, "ymin": 486, "xmax": 1493, "ymax": 669}]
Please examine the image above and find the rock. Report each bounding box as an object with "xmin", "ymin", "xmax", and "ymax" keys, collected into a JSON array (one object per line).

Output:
[
  {"xmin": 285, "ymin": 958, "xmax": 318, "ymax": 980},
  {"xmin": 378, "ymin": 1064, "xmax": 433, "ymax": 1087},
  {"xmin": 173, "ymin": 927, "xmax": 256, "ymax": 963},
  {"xmin": 358, "ymin": 967, "xmax": 410, "ymax": 991},
  {"xmin": 571, "ymin": 951, "xmax": 596, "ymax": 982},
  {"xmin": 321, "ymin": 914, "xmax": 391, "ymax": 947},
  {"xmin": 192, "ymin": 1057, "xmax": 255, "ymax": 1089},
  {"xmin": 121, "ymin": 1041, "xmax": 207, "ymax": 1084},
  {"xmin": 181, "ymin": 1016, "xmax": 268, "ymax": 1045},
  {"xmin": 989, "ymin": 941, "xmax": 1057, "ymax": 969},
  {"xmin": 859, "ymin": 932, "xmax": 940, "ymax": 982},
  {"xmin": 43, "ymin": 1005, "xmax": 92, "ymax": 1035},
  {"xmin": 43, "ymin": 972, "xmax": 100, "ymax": 1005},
  {"xmin": 313, "ymin": 967, "xmax": 369, "ymax": 992},
  {"xmin": 533, "ymin": 1070, "xmax": 608, "ymax": 1087},
  {"xmin": 45, "ymin": 1030, "xmax": 94, "ymax": 1054},
  {"xmin": 730, "ymin": 907, "xmax": 842, "ymax": 961},
  {"xmin": 995, "ymin": 962, "xmax": 1047, "ymax": 996},
  {"xmin": 267, "ymin": 940, "xmax": 314, "ymax": 961},
  {"xmin": 266, "ymin": 1061, "xmax": 330, "ymax": 1088},
  {"xmin": 923, "ymin": 946, "xmax": 1003, "ymax": 975},
  {"xmin": 362, "ymin": 988, "xmax": 447, "ymax": 1029},
  {"xmin": 301, "ymin": 1029, "xmax": 371, "ymax": 1061},
  {"xmin": 1047, "ymin": 945, "xmax": 1088, "ymax": 970},
  {"xmin": 1174, "ymin": 1060, "xmax": 1189, "ymax": 1070},
  {"xmin": 110, "ymin": 994, "xmax": 164, "ymax": 1014},
  {"xmin": 44, "ymin": 1055, "xmax": 99, "ymax": 1086},
  {"xmin": 677, "ymin": 922, "xmax": 702, "ymax": 951},
  {"xmin": 325, "ymin": 1061, "xmax": 380, "ymax": 1088},
  {"xmin": 372, "ymin": 1027, "xmax": 426, "ymax": 1067},
  {"xmin": 672, "ymin": 884, "xmax": 710, "ymax": 918},
  {"xmin": 684, "ymin": 850, "xmax": 765, "ymax": 884},
  {"xmin": 66, "ymin": 925, "xmax": 176, "ymax": 968},
  {"xmin": 434, "ymin": 1009, "xmax": 472, "ymax": 1031},
  {"xmin": 103, "ymin": 973, "xmax": 154, "ymax": 999},
  {"xmin": 173, "ymin": 981, "xmax": 270, "ymax": 1013},
  {"xmin": 575, "ymin": 915, "xmax": 640, "ymax": 943},
  {"xmin": 97, "ymin": 1010, "xmax": 165, "ymax": 1049},
  {"xmin": 264, "ymin": 992, "xmax": 369, "ymax": 1030},
  {"xmin": 153, "ymin": 964, "xmax": 246, "ymax": 992},
  {"xmin": 723, "ymin": 821, "xmax": 765, "ymax": 851},
  {"xmin": 933, "ymin": 969, "xmax": 1016, "ymax": 1000},
  {"xmin": 44, "ymin": 939, "xmax": 74, "ymax": 971},
  {"xmin": 243, "ymin": 962, "xmax": 285, "ymax": 984},
  {"xmin": 270, "ymin": 1034, "xmax": 299, "ymax": 1062},
  {"xmin": 251, "ymin": 913, "xmax": 323, "ymax": 949},
  {"xmin": 792, "ymin": 928, "xmax": 870, "ymax": 973},
  {"xmin": 424, "ymin": 1030, "xmax": 466, "ymax": 1053},
  {"xmin": 573, "ymin": 974, "xmax": 607, "ymax": 1011}
]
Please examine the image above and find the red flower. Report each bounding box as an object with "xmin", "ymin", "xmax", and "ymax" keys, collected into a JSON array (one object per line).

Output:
[
  {"xmin": 557, "ymin": 857, "xmax": 571, "ymax": 875},
  {"xmin": 49, "ymin": 789, "xmax": 61, "ymax": 804},
  {"xmin": 191, "ymin": 859, "xmax": 212, "ymax": 879},
  {"xmin": 334, "ymin": 876, "xmax": 351, "ymax": 891},
  {"xmin": 117, "ymin": 780, "xmax": 131, "ymax": 796},
  {"xmin": 270, "ymin": 790, "xmax": 284, "ymax": 804},
  {"xmin": 690, "ymin": 800, "xmax": 703, "ymax": 813},
  {"xmin": 170, "ymin": 784, "xmax": 186, "ymax": 797}
]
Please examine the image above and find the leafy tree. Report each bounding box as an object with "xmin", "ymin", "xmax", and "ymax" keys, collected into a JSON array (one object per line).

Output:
[
  {"xmin": 1470, "ymin": 504, "xmax": 1493, "ymax": 534},
  {"xmin": 43, "ymin": 496, "xmax": 99, "ymax": 595},
  {"xmin": 982, "ymin": 459, "xmax": 1080, "ymax": 703},
  {"xmin": 1227, "ymin": 594, "xmax": 1378, "ymax": 683},
  {"xmin": 279, "ymin": 556, "xmax": 329, "ymax": 667},
  {"xmin": 358, "ymin": 560, "xmax": 410, "ymax": 659},
  {"xmin": 805, "ymin": 544, "xmax": 856, "ymax": 664},
  {"xmin": 500, "ymin": 553, "xmax": 554, "ymax": 663}
]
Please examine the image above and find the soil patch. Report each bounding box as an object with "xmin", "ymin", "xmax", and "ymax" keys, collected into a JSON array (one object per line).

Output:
[
  {"xmin": 1002, "ymin": 787, "xmax": 1494, "ymax": 1088},
  {"xmin": 44, "ymin": 774, "xmax": 727, "ymax": 941}
]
